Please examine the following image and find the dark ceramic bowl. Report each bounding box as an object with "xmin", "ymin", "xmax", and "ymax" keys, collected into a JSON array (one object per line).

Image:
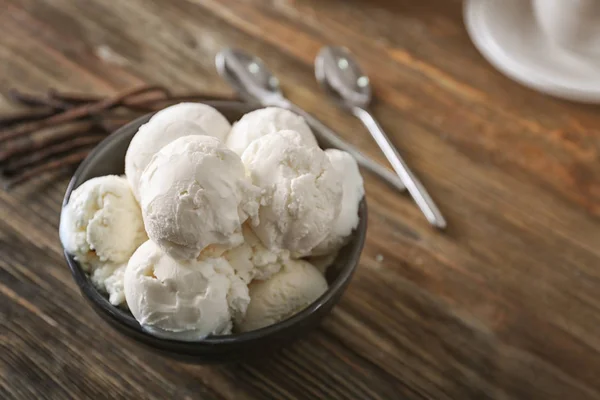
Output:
[{"xmin": 62, "ymin": 100, "xmax": 367, "ymax": 363}]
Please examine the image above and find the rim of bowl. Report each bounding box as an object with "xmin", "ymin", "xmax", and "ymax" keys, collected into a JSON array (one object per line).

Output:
[{"xmin": 62, "ymin": 102, "xmax": 367, "ymax": 347}]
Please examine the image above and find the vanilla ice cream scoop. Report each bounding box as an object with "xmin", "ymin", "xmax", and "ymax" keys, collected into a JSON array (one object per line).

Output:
[
  {"xmin": 150, "ymin": 102, "xmax": 231, "ymax": 140},
  {"xmin": 91, "ymin": 263, "xmax": 126, "ymax": 306},
  {"xmin": 60, "ymin": 175, "xmax": 147, "ymax": 269},
  {"xmin": 125, "ymin": 119, "xmax": 211, "ymax": 201},
  {"xmin": 238, "ymin": 259, "xmax": 328, "ymax": 332},
  {"xmin": 125, "ymin": 240, "xmax": 250, "ymax": 340},
  {"xmin": 311, "ymin": 149, "xmax": 364, "ymax": 256},
  {"xmin": 140, "ymin": 135, "xmax": 260, "ymax": 260},
  {"xmin": 226, "ymin": 107, "xmax": 317, "ymax": 155},
  {"xmin": 223, "ymin": 224, "xmax": 289, "ymax": 283},
  {"xmin": 242, "ymin": 130, "xmax": 342, "ymax": 256}
]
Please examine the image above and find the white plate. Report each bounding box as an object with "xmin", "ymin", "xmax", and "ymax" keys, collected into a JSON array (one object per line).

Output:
[{"xmin": 464, "ymin": 0, "xmax": 600, "ymax": 103}]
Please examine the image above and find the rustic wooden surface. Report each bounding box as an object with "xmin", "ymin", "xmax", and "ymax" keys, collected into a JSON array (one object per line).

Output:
[{"xmin": 1, "ymin": 0, "xmax": 600, "ymax": 399}]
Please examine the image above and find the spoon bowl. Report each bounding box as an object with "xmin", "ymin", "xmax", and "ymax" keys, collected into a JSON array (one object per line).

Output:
[
  {"xmin": 315, "ymin": 46, "xmax": 372, "ymax": 109},
  {"xmin": 215, "ymin": 48, "xmax": 283, "ymax": 104}
]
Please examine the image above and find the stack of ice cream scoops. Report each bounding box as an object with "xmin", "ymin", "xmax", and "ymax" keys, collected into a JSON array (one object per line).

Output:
[{"xmin": 60, "ymin": 103, "xmax": 364, "ymax": 340}]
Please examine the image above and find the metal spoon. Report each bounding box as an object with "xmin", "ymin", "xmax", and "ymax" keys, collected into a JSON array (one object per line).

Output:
[
  {"xmin": 315, "ymin": 46, "xmax": 446, "ymax": 229},
  {"xmin": 215, "ymin": 48, "xmax": 406, "ymax": 193}
]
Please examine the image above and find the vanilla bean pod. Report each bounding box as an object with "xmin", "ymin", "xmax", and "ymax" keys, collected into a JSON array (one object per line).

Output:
[
  {"xmin": 47, "ymin": 89, "xmax": 99, "ymax": 105},
  {"xmin": 4, "ymin": 149, "xmax": 89, "ymax": 189},
  {"xmin": 49, "ymin": 88, "xmax": 236, "ymax": 111},
  {"xmin": 0, "ymin": 85, "xmax": 168, "ymax": 143},
  {"xmin": 4, "ymin": 135, "xmax": 104, "ymax": 174},
  {"xmin": 0, "ymin": 120, "xmax": 96, "ymax": 163},
  {"xmin": 48, "ymin": 85, "xmax": 171, "ymax": 111},
  {"xmin": 49, "ymin": 88, "xmax": 165, "ymax": 107},
  {"xmin": 8, "ymin": 88, "xmax": 71, "ymax": 110},
  {"xmin": 0, "ymin": 108, "xmax": 57, "ymax": 128}
]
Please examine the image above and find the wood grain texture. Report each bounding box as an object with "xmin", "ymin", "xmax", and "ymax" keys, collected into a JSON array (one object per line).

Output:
[{"xmin": 1, "ymin": 0, "xmax": 600, "ymax": 398}]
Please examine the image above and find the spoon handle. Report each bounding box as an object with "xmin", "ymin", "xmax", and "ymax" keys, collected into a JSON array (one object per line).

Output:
[
  {"xmin": 280, "ymin": 102, "xmax": 406, "ymax": 192},
  {"xmin": 352, "ymin": 107, "xmax": 446, "ymax": 229}
]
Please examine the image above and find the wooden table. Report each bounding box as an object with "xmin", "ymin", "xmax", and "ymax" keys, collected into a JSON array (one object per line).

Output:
[{"xmin": 2, "ymin": 0, "xmax": 599, "ymax": 399}]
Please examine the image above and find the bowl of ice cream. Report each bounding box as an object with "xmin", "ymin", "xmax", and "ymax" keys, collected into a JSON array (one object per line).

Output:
[{"xmin": 61, "ymin": 101, "xmax": 367, "ymax": 363}]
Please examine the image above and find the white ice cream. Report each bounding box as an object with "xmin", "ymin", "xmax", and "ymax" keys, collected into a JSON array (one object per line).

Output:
[
  {"xmin": 241, "ymin": 130, "xmax": 342, "ymax": 256},
  {"xmin": 139, "ymin": 135, "xmax": 260, "ymax": 261},
  {"xmin": 60, "ymin": 175, "xmax": 147, "ymax": 269},
  {"xmin": 226, "ymin": 107, "xmax": 317, "ymax": 156},
  {"xmin": 305, "ymin": 252, "xmax": 338, "ymax": 275},
  {"xmin": 125, "ymin": 120, "xmax": 210, "ymax": 201},
  {"xmin": 124, "ymin": 240, "xmax": 249, "ymax": 340},
  {"xmin": 238, "ymin": 259, "xmax": 328, "ymax": 332},
  {"xmin": 311, "ymin": 149, "xmax": 364, "ymax": 255},
  {"xmin": 223, "ymin": 224, "xmax": 289, "ymax": 283},
  {"xmin": 150, "ymin": 102, "xmax": 231, "ymax": 140},
  {"xmin": 91, "ymin": 263, "xmax": 126, "ymax": 306}
]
